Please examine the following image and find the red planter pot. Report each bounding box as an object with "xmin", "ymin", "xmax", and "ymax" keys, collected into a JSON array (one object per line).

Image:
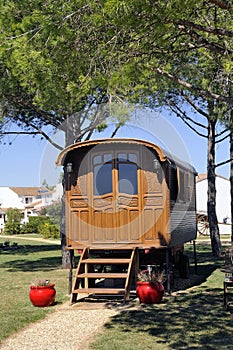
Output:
[
  {"xmin": 136, "ymin": 282, "xmax": 164, "ymax": 304},
  {"xmin": 29, "ymin": 284, "xmax": 56, "ymax": 307}
]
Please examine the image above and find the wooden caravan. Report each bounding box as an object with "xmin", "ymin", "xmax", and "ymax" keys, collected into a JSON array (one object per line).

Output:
[{"xmin": 56, "ymin": 138, "xmax": 197, "ymax": 301}]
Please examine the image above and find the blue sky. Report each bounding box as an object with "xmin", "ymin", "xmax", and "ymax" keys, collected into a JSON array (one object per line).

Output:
[{"xmin": 0, "ymin": 109, "xmax": 230, "ymax": 187}]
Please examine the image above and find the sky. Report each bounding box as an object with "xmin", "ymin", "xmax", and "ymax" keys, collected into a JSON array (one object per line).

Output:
[{"xmin": 0, "ymin": 109, "xmax": 230, "ymax": 187}]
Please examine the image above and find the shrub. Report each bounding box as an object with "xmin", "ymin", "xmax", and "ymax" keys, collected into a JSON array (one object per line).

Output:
[
  {"xmin": 20, "ymin": 216, "xmax": 50, "ymax": 234},
  {"xmin": 29, "ymin": 216, "xmax": 49, "ymax": 226},
  {"xmin": 4, "ymin": 222, "xmax": 21, "ymax": 235},
  {"xmin": 6, "ymin": 208, "xmax": 22, "ymax": 223},
  {"xmin": 4, "ymin": 208, "xmax": 22, "ymax": 234},
  {"xmin": 38, "ymin": 222, "xmax": 60, "ymax": 239},
  {"xmin": 20, "ymin": 222, "xmax": 38, "ymax": 234}
]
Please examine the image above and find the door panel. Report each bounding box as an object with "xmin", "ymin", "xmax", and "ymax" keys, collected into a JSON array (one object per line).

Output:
[
  {"xmin": 68, "ymin": 145, "xmax": 168, "ymax": 247},
  {"xmin": 91, "ymin": 148, "xmax": 141, "ymax": 244}
]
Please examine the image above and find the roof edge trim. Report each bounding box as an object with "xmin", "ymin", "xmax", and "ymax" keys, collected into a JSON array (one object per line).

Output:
[{"xmin": 56, "ymin": 138, "xmax": 167, "ymax": 166}]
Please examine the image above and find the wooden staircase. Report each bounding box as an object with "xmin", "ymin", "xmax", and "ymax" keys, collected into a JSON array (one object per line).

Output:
[{"xmin": 70, "ymin": 247, "xmax": 138, "ymax": 303}]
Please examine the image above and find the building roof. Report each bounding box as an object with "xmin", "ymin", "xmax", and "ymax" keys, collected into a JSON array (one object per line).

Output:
[
  {"xmin": 196, "ymin": 174, "xmax": 207, "ymax": 183},
  {"xmin": 10, "ymin": 187, "xmax": 52, "ymax": 197},
  {"xmin": 196, "ymin": 173, "xmax": 229, "ymax": 183},
  {"xmin": 24, "ymin": 200, "xmax": 43, "ymax": 209},
  {"xmin": 56, "ymin": 137, "xmax": 197, "ymax": 173}
]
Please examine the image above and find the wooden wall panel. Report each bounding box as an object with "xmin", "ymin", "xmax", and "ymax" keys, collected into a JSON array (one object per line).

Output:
[
  {"xmin": 79, "ymin": 211, "xmax": 89, "ymax": 242},
  {"xmin": 65, "ymin": 143, "xmax": 171, "ymax": 248},
  {"xmin": 69, "ymin": 210, "xmax": 90, "ymax": 244},
  {"xmin": 129, "ymin": 210, "xmax": 141, "ymax": 241}
]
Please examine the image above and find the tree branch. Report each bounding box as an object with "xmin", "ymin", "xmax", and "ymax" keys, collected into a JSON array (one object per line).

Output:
[
  {"xmin": 216, "ymin": 158, "xmax": 232, "ymax": 168},
  {"xmin": 175, "ymin": 22, "xmax": 232, "ymax": 55},
  {"xmin": 167, "ymin": 104, "xmax": 208, "ymax": 138},
  {"xmin": 216, "ymin": 131, "xmax": 231, "ymax": 143},
  {"xmin": 30, "ymin": 126, "xmax": 63, "ymax": 150},
  {"xmin": 16, "ymin": 117, "xmax": 63, "ymax": 150},
  {"xmin": 111, "ymin": 124, "xmax": 121, "ymax": 138},
  {"xmin": 209, "ymin": 0, "xmax": 232, "ymax": 10},
  {"xmin": 181, "ymin": 93, "xmax": 209, "ymax": 119},
  {"xmin": 0, "ymin": 131, "xmax": 39, "ymax": 135},
  {"xmin": 153, "ymin": 68, "xmax": 233, "ymax": 103},
  {"xmin": 175, "ymin": 19, "xmax": 233, "ymax": 38},
  {"xmin": 4, "ymin": 94, "xmax": 61, "ymax": 127},
  {"xmin": 5, "ymin": 27, "xmax": 42, "ymax": 41},
  {"xmin": 167, "ymin": 98, "xmax": 207, "ymax": 129}
]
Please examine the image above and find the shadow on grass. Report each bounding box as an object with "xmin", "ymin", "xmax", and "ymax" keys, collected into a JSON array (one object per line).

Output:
[
  {"xmin": 90, "ymin": 245, "xmax": 232, "ymax": 349},
  {"xmin": 187, "ymin": 242, "xmax": 224, "ymax": 267},
  {"xmin": 1, "ymin": 256, "xmax": 62, "ymax": 271},
  {"xmin": 0, "ymin": 244, "xmax": 63, "ymax": 271},
  {"xmin": 102, "ymin": 287, "xmax": 233, "ymax": 349},
  {"xmin": 0, "ymin": 244, "xmax": 59, "ymax": 255}
]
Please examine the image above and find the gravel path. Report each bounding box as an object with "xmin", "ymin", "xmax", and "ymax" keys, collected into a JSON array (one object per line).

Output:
[
  {"xmin": 0, "ymin": 302, "xmax": 119, "ymax": 350},
  {"xmin": 0, "ymin": 273, "xmax": 202, "ymax": 350}
]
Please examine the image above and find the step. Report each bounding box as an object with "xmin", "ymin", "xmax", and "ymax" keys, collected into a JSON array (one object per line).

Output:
[
  {"xmin": 72, "ymin": 288, "xmax": 126, "ymax": 295},
  {"xmin": 76, "ymin": 273, "xmax": 128, "ymax": 279},
  {"xmin": 81, "ymin": 258, "xmax": 131, "ymax": 264}
]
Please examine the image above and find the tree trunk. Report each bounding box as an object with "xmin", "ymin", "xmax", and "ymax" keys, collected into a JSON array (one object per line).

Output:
[
  {"xmin": 207, "ymin": 117, "xmax": 222, "ymax": 256},
  {"xmin": 230, "ymin": 132, "xmax": 233, "ymax": 243},
  {"xmin": 60, "ymin": 122, "xmax": 77, "ymax": 268},
  {"xmin": 60, "ymin": 189, "xmax": 71, "ymax": 268}
]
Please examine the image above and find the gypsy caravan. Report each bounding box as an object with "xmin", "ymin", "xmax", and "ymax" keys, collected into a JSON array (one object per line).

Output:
[{"xmin": 56, "ymin": 138, "xmax": 197, "ymax": 302}]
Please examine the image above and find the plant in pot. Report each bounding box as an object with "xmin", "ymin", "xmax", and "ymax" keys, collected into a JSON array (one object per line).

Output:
[
  {"xmin": 136, "ymin": 269, "xmax": 166, "ymax": 304},
  {"xmin": 29, "ymin": 279, "xmax": 56, "ymax": 307}
]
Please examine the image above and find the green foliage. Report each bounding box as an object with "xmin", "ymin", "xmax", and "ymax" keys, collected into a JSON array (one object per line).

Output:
[
  {"xmin": 20, "ymin": 221, "xmax": 38, "ymax": 234},
  {"xmin": 20, "ymin": 215, "xmax": 51, "ymax": 234},
  {"xmin": 38, "ymin": 222, "xmax": 60, "ymax": 239},
  {"xmin": 0, "ymin": 0, "xmax": 232, "ymax": 143},
  {"xmin": 0, "ymin": 1, "xmax": 231, "ymax": 259},
  {"xmin": 4, "ymin": 222, "xmax": 21, "ymax": 235},
  {"xmin": 4, "ymin": 208, "xmax": 22, "ymax": 234},
  {"xmin": 6, "ymin": 208, "xmax": 22, "ymax": 223},
  {"xmin": 29, "ymin": 215, "xmax": 49, "ymax": 226},
  {"xmin": 7, "ymin": 214, "xmax": 60, "ymax": 238},
  {"xmin": 44, "ymin": 201, "xmax": 62, "ymax": 227}
]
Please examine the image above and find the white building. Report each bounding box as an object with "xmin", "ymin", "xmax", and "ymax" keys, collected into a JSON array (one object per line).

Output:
[
  {"xmin": 51, "ymin": 183, "xmax": 63, "ymax": 202},
  {"xmin": 196, "ymin": 174, "xmax": 231, "ymax": 234},
  {"xmin": 0, "ymin": 187, "xmax": 54, "ymax": 224},
  {"xmin": 0, "ymin": 207, "xmax": 6, "ymax": 233}
]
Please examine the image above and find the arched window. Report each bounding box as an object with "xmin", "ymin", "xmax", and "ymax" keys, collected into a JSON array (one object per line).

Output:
[
  {"xmin": 117, "ymin": 153, "xmax": 138, "ymax": 195},
  {"xmin": 93, "ymin": 152, "xmax": 138, "ymax": 196},
  {"xmin": 93, "ymin": 154, "xmax": 113, "ymax": 196}
]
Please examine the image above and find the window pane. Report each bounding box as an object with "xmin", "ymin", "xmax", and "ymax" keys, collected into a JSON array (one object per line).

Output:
[
  {"xmin": 118, "ymin": 153, "xmax": 127, "ymax": 161},
  {"xmin": 170, "ymin": 166, "xmax": 178, "ymax": 201},
  {"xmin": 93, "ymin": 155, "xmax": 101, "ymax": 165},
  {"xmin": 118, "ymin": 163, "xmax": 138, "ymax": 195},
  {"xmin": 94, "ymin": 164, "xmax": 112, "ymax": 195},
  {"xmin": 104, "ymin": 154, "xmax": 112, "ymax": 162},
  {"xmin": 179, "ymin": 171, "xmax": 185, "ymax": 201},
  {"xmin": 128, "ymin": 153, "xmax": 137, "ymax": 163}
]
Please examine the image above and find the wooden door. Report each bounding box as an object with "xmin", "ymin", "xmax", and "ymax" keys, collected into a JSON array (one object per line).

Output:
[
  {"xmin": 114, "ymin": 150, "xmax": 141, "ymax": 243},
  {"xmin": 91, "ymin": 146, "xmax": 141, "ymax": 244},
  {"xmin": 67, "ymin": 144, "xmax": 168, "ymax": 247}
]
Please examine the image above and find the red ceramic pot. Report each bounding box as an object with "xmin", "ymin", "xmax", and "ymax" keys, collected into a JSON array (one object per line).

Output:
[
  {"xmin": 136, "ymin": 282, "xmax": 164, "ymax": 304},
  {"xmin": 29, "ymin": 284, "xmax": 56, "ymax": 307}
]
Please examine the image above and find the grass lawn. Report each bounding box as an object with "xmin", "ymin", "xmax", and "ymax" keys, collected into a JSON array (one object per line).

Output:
[
  {"xmin": 90, "ymin": 242, "xmax": 233, "ymax": 350},
  {"xmin": 1, "ymin": 234, "xmax": 233, "ymax": 349},
  {"xmin": 0, "ymin": 235, "xmax": 69, "ymax": 344}
]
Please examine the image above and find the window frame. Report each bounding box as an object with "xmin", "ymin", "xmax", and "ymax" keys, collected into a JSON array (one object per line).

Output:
[{"xmin": 92, "ymin": 151, "xmax": 138, "ymax": 197}]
